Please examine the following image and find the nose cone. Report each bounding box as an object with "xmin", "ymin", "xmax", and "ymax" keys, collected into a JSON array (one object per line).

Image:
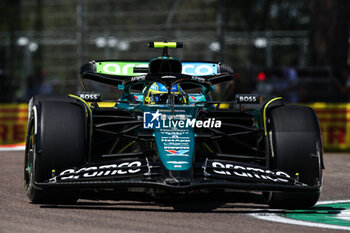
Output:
[{"xmin": 154, "ymin": 127, "xmax": 195, "ymax": 171}]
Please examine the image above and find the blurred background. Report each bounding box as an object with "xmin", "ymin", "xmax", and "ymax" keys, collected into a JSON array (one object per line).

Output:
[{"xmin": 0, "ymin": 0, "xmax": 349, "ymax": 103}]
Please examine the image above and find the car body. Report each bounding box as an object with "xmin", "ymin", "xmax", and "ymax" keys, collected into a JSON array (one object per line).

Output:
[{"xmin": 25, "ymin": 42, "xmax": 324, "ymax": 208}]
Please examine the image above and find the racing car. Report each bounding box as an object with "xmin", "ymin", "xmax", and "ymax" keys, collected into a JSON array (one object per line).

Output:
[{"xmin": 24, "ymin": 42, "xmax": 324, "ymax": 209}]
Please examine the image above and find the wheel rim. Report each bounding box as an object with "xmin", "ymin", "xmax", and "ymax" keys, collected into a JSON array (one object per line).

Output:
[{"xmin": 24, "ymin": 121, "xmax": 34, "ymax": 190}]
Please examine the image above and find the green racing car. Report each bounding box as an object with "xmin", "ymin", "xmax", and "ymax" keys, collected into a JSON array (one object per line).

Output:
[{"xmin": 24, "ymin": 42, "xmax": 324, "ymax": 209}]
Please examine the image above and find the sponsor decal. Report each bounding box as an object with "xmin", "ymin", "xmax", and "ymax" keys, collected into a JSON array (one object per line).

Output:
[
  {"xmin": 250, "ymin": 200, "xmax": 350, "ymax": 231},
  {"xmin": 166, "ymin": 160, "xmax": 189, "ymax": 168},
  {"xmin": 190, "ymin": 96, "xmax": 198, "ymax": 101},
  {"xmin": 143, "ymin": 110, "xmax": 221, "ymax": 129},
  {"xmin": 131, "ymin": 75, "xmax": 146, "ymax": 82},
  {"xmin": 133, "ymin": 95, "xmax": 143, "ymax": 101},
  {"xmin": 210, "ymin": 161, "xmax": 291, "ymax": 183},
  {"xmin": 157, "ymin": 128, "xmax": 193, "ymax": 170},
  {"xmin": 188, "ymin": 95, "xmax": 206, "ymax": 103},
  {"xmin": 162, "ymin": 118, "xmax": 220, "ymax": 129},
  {"xmin": 143, "ymin": 110, "xmax": 162, "ymax": 129},
  {"xmin": 183, "ymin": 63, "xmax": 218, "ymax": 76},
  {"xmin": 191, "ymin": 76, "xmax": 206, "ymax": 83},
  {"xmin": 167, "ymin": 161, "xmax": 189, "ymax": 164},
  {"xmin": 165, "ymin": 149, "xmax": 189, "ymax": 156},
  {"xmin": 97, "ymin": 62, "xmax": 148, "ymax": 76},
  {"xmin": 236, "ymin": 94, "xmax": 260, "ymax": 103},
  {"xmin": 78, "ymin": 92, "xmax": 101, "ymax": 101},
  {"xmin": 52, "ymin": 161, "xmax": 143, "ymax": 181},
  {"xmin": 161, "ymin": 129, "xmax": 191, "ymax": 151},
  {"xmin": 96, "ymin": 61, "xmax": 218, "ymax": 76}
]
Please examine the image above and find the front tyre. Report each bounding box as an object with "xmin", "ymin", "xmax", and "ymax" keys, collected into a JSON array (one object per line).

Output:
[
  {"xmin": 265, "ymin": 105, "xmax": 323, "ymax": 209},
  {"xmin": 24, "ymin": 97, "xmax": 87, "ymax": 203}
]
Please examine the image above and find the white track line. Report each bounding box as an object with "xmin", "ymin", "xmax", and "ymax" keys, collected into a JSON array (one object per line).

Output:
[
  {"xmin": 249, "ymin": 200, "xmax": 350, "ymax": 231},
  {"xmin": 0, "ymin": 145, "xmax": 25, "ymax": 151}
]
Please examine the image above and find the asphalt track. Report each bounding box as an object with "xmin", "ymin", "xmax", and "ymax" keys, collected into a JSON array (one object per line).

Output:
[{"xmin": 0, "ymin": 151, "xmax": 349, "ymax": 233}]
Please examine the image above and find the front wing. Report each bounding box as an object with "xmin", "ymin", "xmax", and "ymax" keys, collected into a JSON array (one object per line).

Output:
[{"xmin": 32, "ymin": 158, "xmax": 320, "ymax": 192}]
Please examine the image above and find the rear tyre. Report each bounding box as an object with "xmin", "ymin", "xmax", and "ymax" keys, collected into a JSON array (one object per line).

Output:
[
  {"xmin": 25, "ymin": 97, "xmax": 87, "ymax": 203},
  {"xmin": 264, "ymin": 105, "xmax": 323, "ymax": 209}
]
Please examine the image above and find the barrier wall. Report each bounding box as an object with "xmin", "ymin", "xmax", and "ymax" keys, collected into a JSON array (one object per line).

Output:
[
  {"xmin": 0, "ymin": 104, "xmax": 28, "ymax": 146},
  {"xmin": 308, "ymin": 103, "xmax": 350, "ymax": 151},
  {"xmin": 1, "ymin": 103, "xmax": 350, "ymax": 151}
]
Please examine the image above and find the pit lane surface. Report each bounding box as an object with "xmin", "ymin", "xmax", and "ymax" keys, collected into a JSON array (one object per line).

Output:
[{"xmin": 0, "ymin": 151, "xmax": 349, "ymax": 233}]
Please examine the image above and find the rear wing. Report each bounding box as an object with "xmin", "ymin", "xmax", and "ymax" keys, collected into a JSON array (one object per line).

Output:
[{"xmin": 80, "ymin": 60, "xmax": 234, "ymax": 87}]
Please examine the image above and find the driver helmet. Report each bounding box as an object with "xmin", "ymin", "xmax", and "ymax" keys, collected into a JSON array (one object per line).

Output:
[{"xmin": 144, "ymin": 82, "xmax": 186, "ymax": 104}]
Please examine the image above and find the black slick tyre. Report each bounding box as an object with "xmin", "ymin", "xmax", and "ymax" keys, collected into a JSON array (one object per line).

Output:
[
  {"xmin": 24, "ymin": 97, "xmax": 87, "ymax": 204},
  {"xmin": 265, "ymin": 105, "xmax": 323, "ymax": 209}
]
